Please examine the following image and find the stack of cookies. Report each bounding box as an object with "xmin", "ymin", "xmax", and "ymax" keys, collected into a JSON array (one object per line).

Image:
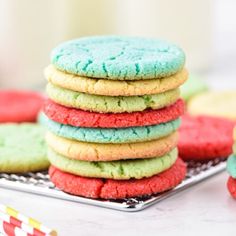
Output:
[
  {"xmin": 227, "ymin": 127, "xmax": 236, "ymax": 198},
  {"xmin": 42, "ymin": 36, "xmax": 188, "ymax": 199}
]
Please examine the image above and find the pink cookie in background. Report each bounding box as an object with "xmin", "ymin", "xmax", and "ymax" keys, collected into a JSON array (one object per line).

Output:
[
  {"xmin": 227, "ymin": 177, "xmax": 236, "ymax": 199},
  {"xmin": 49, "ymin": 158, "xmax": 186, "ymax": 199},
  {"xmin": 0, "ymin": 90, "xmax": 44, "ymax": 123},
  {"xmin": 178, "ymin": 114, "xmax": 236, "ymax": 161}
]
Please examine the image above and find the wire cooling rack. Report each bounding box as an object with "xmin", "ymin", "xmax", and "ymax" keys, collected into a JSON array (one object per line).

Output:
[{"xmin": 0, "ymin": 158, "xmax": 226, "ymax": 212}]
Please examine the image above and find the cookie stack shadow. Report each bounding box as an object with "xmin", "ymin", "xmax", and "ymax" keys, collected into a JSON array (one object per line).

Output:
[{"xmin": 41, "ymin": 36, "xmax": 188, "ymax": 199}]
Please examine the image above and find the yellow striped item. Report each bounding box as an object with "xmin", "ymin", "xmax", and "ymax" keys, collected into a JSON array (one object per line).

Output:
[{"xmin": 0, "ymin": 204, "xmax": 57, "ymax": 236}]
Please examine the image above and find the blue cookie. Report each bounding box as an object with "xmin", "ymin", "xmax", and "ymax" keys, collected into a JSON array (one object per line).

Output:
[
  {"xmin": 39, "ymin": 113, "xmax": 180, "ymax": 143},
  {"xmin": 51, "ymin": 36, "xmax": 185, "ymax": 80},
  {"xmin": 227, "ymin": 154, "xmax": 236, "ymax": 178}
]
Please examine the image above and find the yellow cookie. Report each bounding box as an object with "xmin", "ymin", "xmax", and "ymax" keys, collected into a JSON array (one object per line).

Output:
[
  {"xmin": 45, "ymin": 65, "xmax": 188, "ymax": 96},
  {"xmin": 46, "ymin": 131, "xmax": 178, "ymax": 161},
  {"xmin": 232, "ymin": 127, "xmax": 236, "ymax": 141},
  {"xmin": 188, "ymin": 91, "xmax": 236, "ymax": 120}
]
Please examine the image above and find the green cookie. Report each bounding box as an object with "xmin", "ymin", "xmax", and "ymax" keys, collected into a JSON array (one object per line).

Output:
[
  {"xmin": 0, "ymin": 123, "xmax": 49, "ymax": 173},
  {"xmin": 46, "ymin": 83, "xmax": 180, "ymax": 113},
  {"xmin": 181, "ymin": 75, "xmax": 208, "ymax": 102},
  {"xmin": 48, "ymin": 148, "xmax": 178, "ymax": 180}
]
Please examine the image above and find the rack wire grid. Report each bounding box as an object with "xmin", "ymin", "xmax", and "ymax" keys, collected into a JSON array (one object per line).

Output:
[{"xmin": 0, "ymin": 158, "xmax": 226, "ymax": 212}]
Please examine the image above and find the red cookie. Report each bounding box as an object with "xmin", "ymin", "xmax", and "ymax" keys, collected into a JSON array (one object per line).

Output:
[
  {"xmin": 178, "ymin": 115, "xmax": 235, "ymax": 161},
  {"xmin": 227, "ymin": 177, "xmax": 236, "ymax": 198},
  {"xmin": 0, "ymin": 90, "xmax": 44, "ymax": 123},
  {"xmin": 43, "ymin": 99, "xmax": 184, "ymax": 128},
  {"xmin": 49, "ymin": 158, "xmax": 186, "ymax": 199}
]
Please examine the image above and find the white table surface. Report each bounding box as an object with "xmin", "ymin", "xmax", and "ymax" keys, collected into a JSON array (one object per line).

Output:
[{"xmin": 0, "ymin": 171, "xmax": 235, "ymax": 236}]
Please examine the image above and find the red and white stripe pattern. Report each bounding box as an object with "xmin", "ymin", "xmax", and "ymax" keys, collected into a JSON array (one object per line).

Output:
[
  {"xmin": 0, "ymin": 204, "xmax": 56, "ymax": 236},
  {"xmin": 0, "ymin": 212, "xmax": 47, "ymax": 236},
  {"xmin": 0, "ymin": 218, "xmax": 33, "ymax": 236}
]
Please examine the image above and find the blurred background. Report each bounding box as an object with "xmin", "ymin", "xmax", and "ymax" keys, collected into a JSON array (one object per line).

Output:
[{"xmin": 0, "ymin": 0, "xmax": 235, "ymax": 90}]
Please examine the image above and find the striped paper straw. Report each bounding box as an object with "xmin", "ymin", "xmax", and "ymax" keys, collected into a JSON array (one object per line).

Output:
[
  {"xmin": 0, "ymin": 219, "xmax": 33, "ymax": 236},
  {"xmin": 0, "ymin": 212, "xmax": 46, "ymax": 236},
  {"xmin": 0, "ymin": 205, "xmax": 56, "ymax": 236}
]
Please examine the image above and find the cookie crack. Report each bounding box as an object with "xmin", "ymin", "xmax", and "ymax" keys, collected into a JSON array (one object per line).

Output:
[
  {"xmin": 82, "ymin": 59, "xmax": 93, "ymax": 72},
  {"xmin": 135, "ymin": 63, "xmax": 140, "ymax": 76}
]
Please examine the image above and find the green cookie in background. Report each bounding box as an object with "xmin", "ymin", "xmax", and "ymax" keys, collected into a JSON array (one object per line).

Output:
[
  {"xmin": 181, "ymin": 75, "xmax": 208, "ymax": 102},
  {"xmin": 0, "ymin": 123, "xmax": 49, "ymax": 173}
]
